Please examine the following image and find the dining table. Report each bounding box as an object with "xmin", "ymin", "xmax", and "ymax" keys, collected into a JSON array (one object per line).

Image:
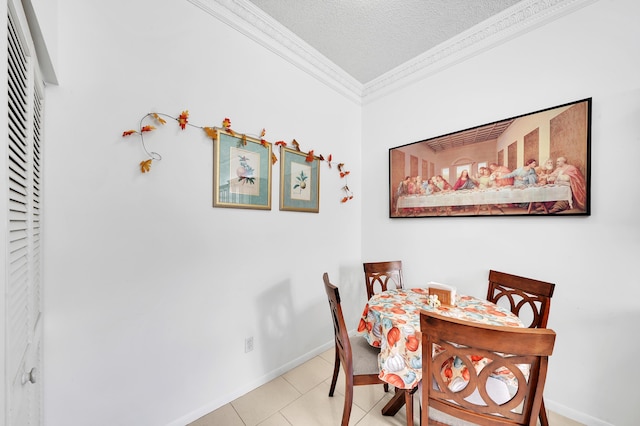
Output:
[{"xmin": 357, "ymin": 287, "xmax": 524, "ymax": 416}]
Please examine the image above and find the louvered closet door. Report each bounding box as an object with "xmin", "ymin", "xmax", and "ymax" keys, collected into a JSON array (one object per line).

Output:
[{"xmin": 6, "ymin": 2, "xmax": 44, "ymax": 424}]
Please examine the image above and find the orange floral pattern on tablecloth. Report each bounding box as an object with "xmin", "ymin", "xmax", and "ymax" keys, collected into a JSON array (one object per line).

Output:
[{"xmin": 357, "ymin": 288, "xmax": 523, "ymax": 390}]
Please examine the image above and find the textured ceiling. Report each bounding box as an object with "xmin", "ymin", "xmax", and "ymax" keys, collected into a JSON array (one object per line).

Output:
[{"xmin": 248, "ymin": 0, "xmax": 522, "ymax": 84}]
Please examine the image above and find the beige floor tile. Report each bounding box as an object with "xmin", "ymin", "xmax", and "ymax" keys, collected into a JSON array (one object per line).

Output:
[
  {"xmin": 231, "ymin": 376, "xmax": 301, "ymax": 426},
  {"xmin": 257, "ymin": 411, "xmax": 294, "ymax": 426},
  {"xmin": 191, "ymin": 355, "xmax": 584, "ymax": 426},
  {"xmin": 549, "ymin": 410, "xmax": 586, "ymax": 426},
  {"xmin": 188, "ymin": 403, "xmax": 244, "ymax": 426},
  {"xmin": 280, "ymin": 381, "xmax": 367, "ymax": 426},
  {"xmin": 325, "ymin": 369, "xmax": 388, "ymax": 413},
  {"xmin": 319, "ymin": 348, "xmax": 334, "ymax": 364},
  {"xmin": 282, "ymin": 355, "xmax": 334, "ymax": 394},
  {"xmin": 356, "ymin": 390, "xmax": 420, "ymax": 426}
]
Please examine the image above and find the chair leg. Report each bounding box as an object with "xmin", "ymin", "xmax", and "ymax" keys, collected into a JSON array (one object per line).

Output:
[
  {"xmin": 539, "ymin": 397, "xmax": 549, "ymax": 426},
  {"xmin": 341, "ymin": 376, "xmax": 354, "ymax": 426},
  {"xmin": 417, "ymin": 383, "xmax": 422, "ymax": 426},
  {"xmin": 405, "ymin": 386, "xmax": 417, "ymax": 426},
  {"xmin": 384, "ymin": 383, "xmax": 389, "ymax": 392},
  {"xmin": 329, "ymin": 348, "xmax": 340, "ymax": 397}
]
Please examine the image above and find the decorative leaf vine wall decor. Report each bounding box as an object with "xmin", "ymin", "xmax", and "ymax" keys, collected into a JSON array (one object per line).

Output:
[{"xmin": 122, "ymin": 110, "xmax": 354, "ymax": 203}]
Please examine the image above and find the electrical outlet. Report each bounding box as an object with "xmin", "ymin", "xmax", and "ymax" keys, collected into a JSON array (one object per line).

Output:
[{"xmin": 245, "ymin": 336, "xmax": 254, "ymax": 353}]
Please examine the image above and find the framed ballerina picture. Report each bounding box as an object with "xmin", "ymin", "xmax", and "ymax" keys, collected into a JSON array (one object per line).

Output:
[{"xmin": 389, "ymin": 98, "xmax": 591, "ymax": 218}]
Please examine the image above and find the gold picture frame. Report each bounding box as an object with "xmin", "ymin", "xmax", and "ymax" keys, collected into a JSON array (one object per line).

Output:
[
  {"xmin": 279, "ymin": 146, "xmax": 320, "ymax": 213},
  {"xmin": 213, "ymin": 128, "xmax": 272, "ymax": 210}
]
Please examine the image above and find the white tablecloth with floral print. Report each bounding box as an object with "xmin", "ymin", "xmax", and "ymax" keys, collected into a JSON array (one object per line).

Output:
[{"xmin": 357, "ymin": 288, "xmax": 523, "ymax": 390}]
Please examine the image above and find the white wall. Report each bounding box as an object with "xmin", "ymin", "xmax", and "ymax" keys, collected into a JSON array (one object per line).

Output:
[
  {"xmin": 362, "ymin": 1, "xmax": 640, "ymax": 425},
  {"xmin": 38, "ymin": 0, "xmax": 640, "ymax": 425},
  {"xmin": 42, "ymin": 1, "xmax": 361, "ymax": 425}
]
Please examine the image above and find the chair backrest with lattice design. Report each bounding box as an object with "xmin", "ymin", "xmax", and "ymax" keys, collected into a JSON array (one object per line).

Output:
[
  {"xmin": 420, "ymin": 310, "xmax": 556, "ymax": 426},
  {"xmin": 363, "ymin": 260, "xmax": 404, "ymax": 300},
  {"xmin": 486, "ymin": 270, "xmax": 555, "ymax": 328}
]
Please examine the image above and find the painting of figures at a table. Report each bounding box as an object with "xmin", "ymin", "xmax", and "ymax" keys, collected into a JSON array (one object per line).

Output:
[{"xmin": 389, "ymin": 98, "xmax": 591, "ymax": 218}]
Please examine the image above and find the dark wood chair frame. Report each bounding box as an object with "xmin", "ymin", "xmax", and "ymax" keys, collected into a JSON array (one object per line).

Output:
[
  {"xmin": 486, "ymin": 269, "xmax": 556, "ymax": 426},
  {"xmin": 363, "ymin": 260, "xmax": 404, "ymax": 300},
  {"xmin": 420, "ymin": 310, "xmax": 556, "ymax": 426},
  {"xmin": 363, "ymin": 260, "xmax": 404, "ymax": 394},
  {"xmin": 323, "ymin": 272, "xmax": 415, "ymax": 426}
]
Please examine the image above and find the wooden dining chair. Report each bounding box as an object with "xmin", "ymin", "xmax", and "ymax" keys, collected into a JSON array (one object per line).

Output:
[
  {"xmin": 419, "ymin": 310, "xmax": 556, "ymax": 426},
  {"xmin": 323, "ymin": 272, "xmax": 415, "ymax": 426},
  {"xmin": 363, "ymin": 260, "xmax": 404, "ymax": 300},
  {"xmin": 486, "ymin": 269, "xmax": 555, "ymax": 329},
  {"xmin": 363, "ymin": 260, "xmax": 404, "ymax": 394},
  {"xmin": 486, "ymin": 270, "xmax": 556, "ymax": 426}
]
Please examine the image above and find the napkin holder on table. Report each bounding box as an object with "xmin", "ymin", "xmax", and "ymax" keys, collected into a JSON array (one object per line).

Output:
[{"xmin": 427, "ymin": 282, "xmax": 456, "ymax": 306}]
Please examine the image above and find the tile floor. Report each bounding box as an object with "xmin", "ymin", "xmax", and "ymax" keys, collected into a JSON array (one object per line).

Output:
[{"xmin": 189, "ymin": 348, "xmax": 584, "ymax": 426}]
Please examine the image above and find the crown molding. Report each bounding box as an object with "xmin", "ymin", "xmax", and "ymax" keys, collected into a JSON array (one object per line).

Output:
[
  {"xmin": 187, "ymin": 0, "xmax": 364, "ymax": 105},
  {"xmin": 187, "ymin": 0, "xmax": 597, "ymax": 106},
  {"xmin": 361, "ymin": 0, "xmax": 598, "ymax": 103}
]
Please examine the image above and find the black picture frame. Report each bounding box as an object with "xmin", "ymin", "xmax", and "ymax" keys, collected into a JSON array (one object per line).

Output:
[{"xmin": 389, "ymin": 98, "xmax": 591, "ymax": 218}]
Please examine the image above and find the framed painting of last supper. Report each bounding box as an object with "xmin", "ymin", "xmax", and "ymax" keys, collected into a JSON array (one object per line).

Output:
[{"xmin": 389, "ymin": 98, "xmax": 591, "ymax": 218}]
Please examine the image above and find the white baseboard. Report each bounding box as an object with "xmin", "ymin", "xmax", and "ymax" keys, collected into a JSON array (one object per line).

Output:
[
  {"xmin": 546, "ymin": 399, "xmax": 614, "ymax": 426},
  {"xmin": 167, "ymin": 340, "xmax": 334, "ymax": 426}
]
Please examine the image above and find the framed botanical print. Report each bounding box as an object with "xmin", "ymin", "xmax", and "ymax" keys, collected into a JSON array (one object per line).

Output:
[
  {"xmin": 279, "ymin": 146, "xmax": 320, "ymax": 213},
  {"xmin": 213, "ymin": 128, "xmax": 272, "ymax": 210}
]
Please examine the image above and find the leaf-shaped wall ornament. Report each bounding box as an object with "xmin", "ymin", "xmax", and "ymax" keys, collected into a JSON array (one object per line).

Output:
[{"xmin": 121, "ymin": 111, "xmax": 354, "ymax": 202}]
